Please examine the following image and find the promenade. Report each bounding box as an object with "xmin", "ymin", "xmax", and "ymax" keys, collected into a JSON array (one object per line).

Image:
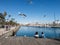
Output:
[
  {"xmin": 0, "ymin": 26, "xmax": 16, "ymax": 36},
  {"xmin": 0, "ymin": 26, "xmax": 20, "ymax": 37}
]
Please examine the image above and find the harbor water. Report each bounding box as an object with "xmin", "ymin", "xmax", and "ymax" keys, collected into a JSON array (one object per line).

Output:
[{"xmin": 16, "ymin": 26, "xmax": 60, "ymax": 39}]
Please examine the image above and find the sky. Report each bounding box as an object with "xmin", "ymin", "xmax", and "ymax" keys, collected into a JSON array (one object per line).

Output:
[{"xmin": 0, "ymin": 0, "xmax": 60, "ymax": 24}]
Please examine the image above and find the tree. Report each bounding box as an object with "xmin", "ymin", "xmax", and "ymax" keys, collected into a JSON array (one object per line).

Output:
[
  {"xmin": 11, "ymin": 18, "xmax": 15, "ymax": 21},
  {"xmin": 0, "ymin": 11, "xmax": 7, "ymax": 25},
  {"xmin": 9, "ymin": 20, "xmax": 17, "ymax": 26},
  {"xmin": 0, "ymin": 13, "xmax": 5, "ymax": 25},
  {"xmin": 3, "ymin": 11, "xmax": 7, "ymax": 17}
]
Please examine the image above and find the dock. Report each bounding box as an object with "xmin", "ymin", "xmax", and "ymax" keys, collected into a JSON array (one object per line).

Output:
[{"xmin": 0, "ymin": 37, "xmax": 60, "ymax": 45}]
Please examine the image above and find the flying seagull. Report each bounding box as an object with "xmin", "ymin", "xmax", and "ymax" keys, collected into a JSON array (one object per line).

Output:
[
  {"xmin": 19, "ymin": 13, "xmax": 27, "ymax": 17},
  {"xmin": 18, "ymin": 12, "xmax": 27, "ymax": 17}
]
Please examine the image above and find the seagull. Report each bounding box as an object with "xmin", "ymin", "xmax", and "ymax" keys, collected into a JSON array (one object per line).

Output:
[
  {"xmin": 19, "ymin": 13, "xmax": 27, "ymax": 17},
  {"xmin": 18, "ymin": 12, "xmax": 27, "ymax": 17}
]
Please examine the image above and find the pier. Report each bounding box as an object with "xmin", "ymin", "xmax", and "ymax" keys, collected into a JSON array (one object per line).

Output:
[{"xmin": 0, "ymin": 37, "xmax": 60, "ymax": 45}]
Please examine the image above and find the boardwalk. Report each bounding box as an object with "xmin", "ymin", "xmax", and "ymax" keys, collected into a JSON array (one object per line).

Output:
[{"xmin": 0, "ymin": 37, "xmax": 60, "ymax": 45}]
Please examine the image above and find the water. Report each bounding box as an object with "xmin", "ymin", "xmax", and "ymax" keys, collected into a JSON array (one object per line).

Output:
[{"xmin": 16, "ymin": 26, "xmax": 60, "ymax": 39}]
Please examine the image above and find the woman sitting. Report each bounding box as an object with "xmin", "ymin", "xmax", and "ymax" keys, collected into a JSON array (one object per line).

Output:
[{"xmin": 34, "ymin": 32, "xmax": 39, "ymax": 38}]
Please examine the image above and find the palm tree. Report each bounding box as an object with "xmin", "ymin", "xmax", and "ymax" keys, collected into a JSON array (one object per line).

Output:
[
  {"xmin": 9, "ymin": 18, "xmax": 17, "ymax": 26},
  {"xmin": 0, "ymin": 13, "xmax": 5, "ymax": 25},
  {"xmin": 3, "ymin": 11, "xmax": 7, "ymax": 17},
  {"xmin": 7, "ymin": 15, "xmax": 11, "ymax": 20},
  {"xmin": 11, "ymin": 18, "xmax": 15, "ymax": 21}
]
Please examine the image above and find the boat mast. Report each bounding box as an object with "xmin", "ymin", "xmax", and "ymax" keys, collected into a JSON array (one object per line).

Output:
[
  {"xmin": 54, "ymin": 12, "xmax": 56, "ymax": 22},
  {"xmin": 53, "ymin": 12, "xmax": 56, "ymax": 26}
]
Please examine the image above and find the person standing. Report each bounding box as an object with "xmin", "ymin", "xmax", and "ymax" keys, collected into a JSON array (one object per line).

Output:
[{"xmin": 6, "ymin": 25, "xmax": 8, "ymax": 31}]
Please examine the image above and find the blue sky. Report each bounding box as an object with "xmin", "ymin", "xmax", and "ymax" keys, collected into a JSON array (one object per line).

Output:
[{"xmin": 0, "ymin": 0, "xmax": 60, "ymax": 24}]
